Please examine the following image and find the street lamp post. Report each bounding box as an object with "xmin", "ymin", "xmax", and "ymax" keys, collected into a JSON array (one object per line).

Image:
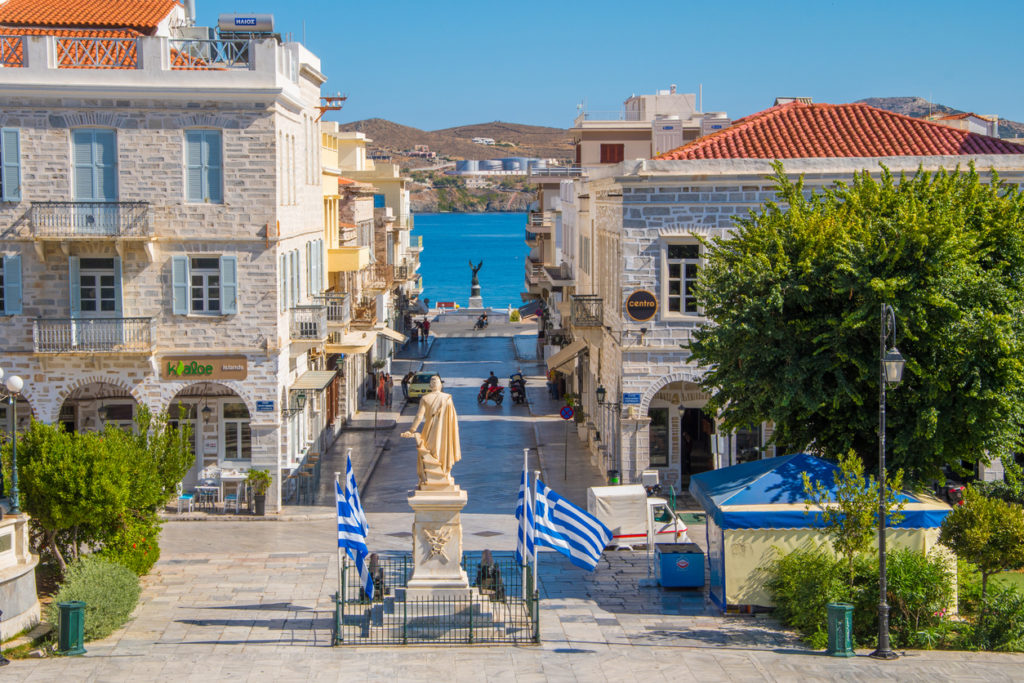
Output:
[
  {"xmin": 0, "ymin": 367, "xmax": 25, "ymax": 515},
  {"xmin": 871, "ymin": 304, "xmax": 905, "ymax": 660}
]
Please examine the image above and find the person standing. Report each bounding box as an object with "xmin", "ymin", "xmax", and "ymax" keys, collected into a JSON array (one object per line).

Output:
[
  {"xmin": 376, "ymin": 373, "xmax": 387, "ymax": 407},
  {"xmin": 385, "ymin": 374, "xmax": 394, "ymax": 409},
  {"xmin": 401, "ymin": 371, "xmax": 414, "ymax": 399},
  {"xmin": 422, "ymin": 318, "xmax": 431, "ymax": 342}
]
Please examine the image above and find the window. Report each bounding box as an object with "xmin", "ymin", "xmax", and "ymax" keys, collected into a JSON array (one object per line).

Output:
[
  {"xmin": 666, "ymin": 243, "xmax": 699, "ymax": 314},
  {"xmin": 185, "ymin": 130, "xmax": 223, "ymax": 203},
  {"xmin": 75, "ymin": 257, "xmax": 119, "ymax": 314},
  {"xmin": 290, "ymin": 250, "xmax": 299, "ymax": 305},
  {"xmin": 1, "ymin": 253, "xmax": 21, "ymax": 315},
  {"xmin": 648, "ymin": 407, "xmax": 670, "ymax": 466},
  {"xmin": 222, "ymin": 402, "xmax": 251, "ymax": 460},
  {"xmin": 599, "ymin": 143, "xmax": 624, "ymax": 164},
  {"xmin": 72, "ymin": 129, "xmax": 117, "ymax": 201},
  {"xmin": 171, "ymin": 255, "xmax": 237, "ymax": 315},
  {"xmin": 1, "ymin": 127, "xmax": 21, "ymax": 202},
  {"xmin": 306, "ymin": 240, "xmax": 323, "ymax": 295},
  {"xmin": 736, "ymin": 424, "xmax": 762, "ymax": 463},
  {"xmin": 373, "ymin": 193, "xmax": 386, "ymax": 208},
  {"xmin": 103, "ymin": 404, "xmax": 135, "ymax": 433}
]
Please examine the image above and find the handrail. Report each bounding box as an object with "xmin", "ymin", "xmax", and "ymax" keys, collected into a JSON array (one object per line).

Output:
[
  {"xmin": 30, "ymin": 201, "xmax": 152, "ymax": 238},
  {"xmin": 169, "ymin": 39, "xmax": 251, "ymax": 70},
  {"xmin": 290, "ymin": 304, "xmax": 328, "ymax": 340},
  {"xmin": 33, "ymin": 317, "xmax": 153, "ymax": 353},
  {"xmin": 55, "ymin": 36, "xmax": 138, "ymax": 69},
  {"xmin": 315, "ymin": 293, "xmax": 351, "ymax": 324}
]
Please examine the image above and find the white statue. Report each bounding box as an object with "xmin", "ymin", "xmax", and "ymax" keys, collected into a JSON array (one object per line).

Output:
[{"xmin": 401, "ymin": 375, "xmax": 461, "ymax": 488}]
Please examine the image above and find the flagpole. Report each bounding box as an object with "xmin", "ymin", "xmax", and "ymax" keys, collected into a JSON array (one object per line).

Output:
[
  {"xmin": 532, "ymin": 469, "xmax": 541, "ymax": 602},
  {"xmin": 521, "ymin": 448, "xmax": 529, "ymax": 592},
  {"xmin": 335, "ymin": 470, "xmax": 344, "ymax": 605}
]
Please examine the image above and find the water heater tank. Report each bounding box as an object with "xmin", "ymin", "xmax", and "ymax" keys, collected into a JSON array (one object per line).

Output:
[{"xmin": 218, "ymin": 14, "xmax": 275, "ymax": 33}]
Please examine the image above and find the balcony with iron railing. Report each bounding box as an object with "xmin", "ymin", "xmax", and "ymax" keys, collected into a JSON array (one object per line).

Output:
[
  {"xmin": 527, "ymin": 211, "xmax": 553, "ymax": 234},
  {"xmin": 529, "ymin": 165, "xmax": 586, "ymax": 178},
  {"xmin": 365, "ymin": 262, "xmax": 394, "ymax": 291},
  {"xmin": 30, "ymin": 201, "xmax": 153, "ymax": 239},
  {"xmin": 572, "ymin": 110, "xmax": 645, "ymax": 127},
  {"xmin": 289, "ymin": 305, "xmax": 328, "ymax": 342},
  {"xmin": 525, "ymin": 230, "xmax": 540, "ymax": 246},
  {"xmin": 33, "ymin": 317, "xmax": 154, "ymax": 353},
  {"xmin": 525, "ymin": 258, "xmax": 546, "ymax": 284},
  {"xmin": 408, "ymin": 235, "xmax": 423, "ymax": 254},
  {"xmin": 315, "ymin": 293, "xmax": 350, "ymax": 327},
  {"xmin": 351, "ymin": 299, "xmax": 377, "ymax": 327},
  {"xmin": 571, "ymin": 295, "xmax": 603, "ymax": 328}
]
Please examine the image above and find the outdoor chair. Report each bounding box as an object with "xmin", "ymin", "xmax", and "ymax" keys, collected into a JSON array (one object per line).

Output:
[{"xmin": 176, "ymin": 482, "xmax": 194, "ymax": 514}]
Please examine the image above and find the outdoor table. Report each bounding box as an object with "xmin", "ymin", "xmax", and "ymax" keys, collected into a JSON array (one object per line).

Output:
[
  {"xmin": 195, "ymin": 485, "xmax": 219, "ymax": 511},
  {"xmin": 219, "ymin": 471, "xmax": 248, "ymax": 509}
]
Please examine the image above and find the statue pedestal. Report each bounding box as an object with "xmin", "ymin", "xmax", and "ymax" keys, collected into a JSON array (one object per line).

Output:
[
  {"xmin": 406, "ymin": 486, "xmax": 471, "ymax": 598},
  {"xmin": 468, "ymin": 296, "xmax": 484, "ymax": 308}
]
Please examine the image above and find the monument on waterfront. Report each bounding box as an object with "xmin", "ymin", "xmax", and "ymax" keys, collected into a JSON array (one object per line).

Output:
[
  {"xmin": 401, "ymin": 375, "xmax": 470, "ymax": 596},
  {"xmin": 468, "ymin": 260, "xmax": 484, "ymax": 308}
]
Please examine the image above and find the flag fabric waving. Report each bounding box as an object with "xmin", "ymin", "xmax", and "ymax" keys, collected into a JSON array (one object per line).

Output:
[
  {"xmin": 533, "ymin": 479, "xmax": 612, "ymax": 571},
  {"xmin": 337, "ymin": 454, "xmax": 373, "ymax": 600},
  {"xmin": 515, "ymin": 470, "xmax": 534, "ymax": 565}
]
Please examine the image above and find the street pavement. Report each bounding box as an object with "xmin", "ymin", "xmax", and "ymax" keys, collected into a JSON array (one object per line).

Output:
[{"xmin": 8, "ymin": 322, "xmax": 1024, "ymax": 680}]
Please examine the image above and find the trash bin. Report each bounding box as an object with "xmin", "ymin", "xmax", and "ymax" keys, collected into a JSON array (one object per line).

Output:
[
  {"xmin": 826, "ymin": 602, "xmax": 855, "ymax": 657},
  {"xmin": 607, "ymin": 469, "xmax": 620, "ymax": 485},
  {"xmin": 57, "ymin": 601, "xmax": 86, "ymax": 656},
  {"xmin": 655, "ymin": 543, "xmax": 705, "ymax": 588}
]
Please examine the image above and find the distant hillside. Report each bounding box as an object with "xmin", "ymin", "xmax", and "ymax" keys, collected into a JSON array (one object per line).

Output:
[
  {"xmin": 338, "ymin": 118, "xmax": 573, "ymax": 166},
  {"xmin": 855, "ymin": 97, "xmax": 1024, "ymax": 139}
]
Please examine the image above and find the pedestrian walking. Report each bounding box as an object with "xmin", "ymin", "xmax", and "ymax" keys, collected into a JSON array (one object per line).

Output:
[
  {"xmin": 401, "ymin": 371, "xmax": 413, "ymax": 399},
  {"xmin": 385, "ymin": 374, "xmax": 394, "ymax": 409},
  {"xmin": 422, "ymin": 318, "xmax": 431, "ymax": 342},
  {"xmin": 376, "ymin": 373, "xmax": 387, "ymax": 407}
]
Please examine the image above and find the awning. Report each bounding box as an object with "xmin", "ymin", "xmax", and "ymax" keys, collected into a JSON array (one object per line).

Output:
[
  {"xmin": 291, "ymin": 370, "xmax": 337, "ymax": 392},
  {"xmin": 546, "ymin": 338, "xmax": 587, "ymax": 372},
  {"xmin": 377, "ymin": 326, "xmax": 408, "ymax": 344},
  {"xmin": 325, "ymin": 330, "xmax": 377, "ymax": 355}
]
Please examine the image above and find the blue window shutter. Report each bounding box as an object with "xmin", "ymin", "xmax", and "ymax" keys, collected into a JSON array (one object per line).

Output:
[
  {"xmin": 112, "ymin": 256, "xmax": 123, "ymax": 315},
  {"xmin": 171, "ymin": 254, "xmax": 189, "ymax": 314},
  {"xmin": 291, "ymin": 250, "xmax": 298, "ymax": 306},
  {"xmin": 220, "ymin": 255, "xmax": 238, "ymax": 314},
  {"xmin": 3, "ymin": 253, "xmax": 22, "ymax": 315},
  {"xmin": 72, "ymin": 131, "xmax": 95, "ymax": 200},
  {"xmin": 96, "ymin": 130, "xmax": 117, "ymax": 201},
  {"xmin": 1, "ymin": 128, "xmax": 22, "ymax": 202},
  {"xmin": 206, "ymin": 131, "xmax": 223, "ymax": 203},
  {"xmin": 69, "ymin": 256, "xmax": 81, "ymax": 317},
  {"xmin": 185, "ymin": 131, "xmax": 203, "ymax": 202},
  {"xmin": 373, "ymin": 193, "xmax": 385, "ymax": 208}
]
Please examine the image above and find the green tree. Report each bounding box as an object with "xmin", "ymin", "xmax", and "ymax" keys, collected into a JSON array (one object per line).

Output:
[
  {"xmin": 939, "ymin": 487, "xmax": 1024, "ymax": 631},
  {"xmin": 803, "ymin": 451, "xmax": 906, "ymax": 587},
  {"xmin": 690, "ymin": 163, "xmax": 1024, "ymax": 482}
]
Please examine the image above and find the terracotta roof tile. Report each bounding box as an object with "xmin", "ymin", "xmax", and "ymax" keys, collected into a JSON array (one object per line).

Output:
[
  {"xmin": 937, "ymin": 112, "xmax": 994, "ymax": 122},
  {"xmin": 0, "ymin": 0, "xmax": 179, "ymax": 33},
  {"xmin": 656, "ymin": 102, "xmax": 1024, "ymax": 160}
]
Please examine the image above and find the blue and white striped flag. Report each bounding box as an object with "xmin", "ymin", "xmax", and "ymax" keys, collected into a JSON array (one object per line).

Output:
[
  {"xmin": 515, "ymin": 470, "xmax": 534, "ymax": 565},
  {"xmin": 337, "ymin": 454, "xmax": 373, "ymax": 600},
  {"xmin": 534, "ymin": 479, "xmax": 612, "ymax": 571}
]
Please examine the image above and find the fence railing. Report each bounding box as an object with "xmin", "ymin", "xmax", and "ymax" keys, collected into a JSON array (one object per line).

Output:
[
  {"xmin": 351, "ymin": 300, "xmax": 377, "ymax": 327},
  {"xmin": 529, "ymin": 165, "xmax": 585, "ymax": 178},
  {"xmin": 30, "ymin": 201, "xmax": 152, "ymax": 238},
  {"xmin": 290, "ymin": 305, "xmax": 327, "ymax": 340},
  {"xmin": 571, "ymin": 295, "xmax": 603, "ymax": 328},
  {"xmin": 409, "ymin": 235, "xmax": 423, "ymax": 251},
  {"xmin": 0, "ymin": 35, "xmax": 24, "ymax": 67},
  {"xmin": 315, "ymin": 293, "xmax": 351, "ymax": 325},
  {"xmin": 56, "ymin": 36, "xmax": 138, "ymax": 69},
  {"xmin": 526, "ymin": 259, "xmax": 545, "ymax": 282},
  {"xmin": 33, "ymin": 317, "xmax": 153, "ymax": 353},
  {"xmin": 169, "ymin": 39, "xmax": 251, "ymax": 70},
  {"xmin": 333, "ymin": 552, "xmax": 538, "ymax": 645},
  {"xmin": 365, "ymin": 262, "xmax": 393, "ymax": 290}
]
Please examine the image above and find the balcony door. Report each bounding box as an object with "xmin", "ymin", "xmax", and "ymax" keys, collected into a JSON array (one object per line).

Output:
[
  {"xmin": 70, "ymin": 256, "xmax": 123, "ymax": 348},
  {"xmin": 72, "ymin": 129, "xmax": 118, "ymax": 234}
]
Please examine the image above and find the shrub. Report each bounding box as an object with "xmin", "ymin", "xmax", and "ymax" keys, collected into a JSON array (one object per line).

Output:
[
  {"xmin": 883, "ymin": 549, "xmax": 954, "ymax": 648},
  {"xmin": 974, "ymin": 584, "xmax": 1024, "ymax": 651},
  {"xmin": 97, "ymin": 512, "xmax": 161, "ymax": 576},
  {"xmin": 766, "ymin": 546, "xmax": 847, "ymax": 638},
  {"xmin": 44, "ymin": 555, "xmax": 141, "ymax": 642}
]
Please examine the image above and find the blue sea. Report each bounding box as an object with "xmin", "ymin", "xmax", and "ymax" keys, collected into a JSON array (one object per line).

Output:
[{"xmin": 412, "ymin": 212, "xmax": 527, "ymax": 308}]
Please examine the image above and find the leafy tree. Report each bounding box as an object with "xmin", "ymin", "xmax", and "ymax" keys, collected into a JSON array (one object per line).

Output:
[
  {"xmin": 939, "ymin": 487, "xmax": 1024, "ymax": 631},
  {"xmin": 803, "ymin": 451, "xmax": 906, "ymax": 587},
  {"xmin": 690, "ymin": 163, "xmax": 1024, "ymax": 482}
]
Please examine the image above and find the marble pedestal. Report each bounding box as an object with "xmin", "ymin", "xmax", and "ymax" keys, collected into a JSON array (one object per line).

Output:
[
  {"xmin": 468, "ymin": 296, "xmax": 484, "ymax": 308},
  {"xmin": 406, "ymin": 486, "xmax": 471, "ymax": 598}
]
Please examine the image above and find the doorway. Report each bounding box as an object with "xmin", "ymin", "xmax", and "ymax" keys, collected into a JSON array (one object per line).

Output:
[{"xmin": 680, "ymin": 408, "xmax": 713, "ymax": 484}]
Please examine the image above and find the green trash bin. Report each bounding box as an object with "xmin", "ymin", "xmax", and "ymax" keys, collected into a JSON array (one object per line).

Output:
[
  {"xmin": 826, "ymin": 602, "xmax": 854, "ymax": 657},
  {"xmin": 57, "ymin": 601, "xmax": 86, "ymax": 656},
  {"xmin": 607, "ymin": 469, "xmax": 620, "ymax": 485}
]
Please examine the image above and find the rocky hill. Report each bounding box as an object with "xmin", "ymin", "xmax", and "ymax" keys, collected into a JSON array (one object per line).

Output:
[{"xmin": 855, "ymin": 97, "xmax": 1024, "ymax": 139}]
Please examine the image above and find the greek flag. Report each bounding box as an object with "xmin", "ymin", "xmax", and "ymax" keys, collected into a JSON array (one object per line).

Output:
[
  {"xmin": 534, "ymin": 479, "xmax": 612, "ymax": 571},
  {"xmin": 337, "ymin": 454, "xmax": 373, "ymax": 600},
  {"xmin": 515, "ymin": 470, "xmax": 534, "ymax": 565}
]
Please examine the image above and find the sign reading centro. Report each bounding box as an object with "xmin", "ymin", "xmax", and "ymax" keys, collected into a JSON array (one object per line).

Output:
[
  {"xmin": 160, "ymin": 356, "xmax": 247, "ymax": 380},
  {"xmin": 625, "ymin": 289, "xmax": 658, "ymax": 322}
]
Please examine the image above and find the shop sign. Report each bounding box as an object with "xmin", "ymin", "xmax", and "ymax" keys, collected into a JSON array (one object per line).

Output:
[
  {"xmin": 256, "ymin": 400, "xmax": 275, "ymax": 412},
  {"xmin": 622, "ymin": 393, "xmax": 642, "ymax": 405},
  {"xmin": 161, "ymin": 355, "xmax": 247, "ymax": 380},
  {"xmin": 624, "ymin": 290, "xmax": 658, "ymax": 322}
]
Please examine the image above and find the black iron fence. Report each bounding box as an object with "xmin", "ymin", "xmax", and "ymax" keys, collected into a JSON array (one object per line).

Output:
[{"xmin": 333, "ymin": 552, "xmax": 539, "ymax": 645}]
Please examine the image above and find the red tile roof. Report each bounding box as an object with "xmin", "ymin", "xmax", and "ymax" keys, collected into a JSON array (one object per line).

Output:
[
  {"xmin": 0, "ymin": 0, "xmax": 179, "ymax": 34},
  {"xmin": 656, "ymin": 102, "xmax": 1024, "ymax": 160},
  {"xmin": 937, "ymin": 112, "xmax": 994, "ymax": 122}
]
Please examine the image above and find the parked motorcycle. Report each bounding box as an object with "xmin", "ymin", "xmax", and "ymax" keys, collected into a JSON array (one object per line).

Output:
[
  {"xmin": 477, "ymin": 382, "xmax": 504, "ymax": 405},
  {"xmin": 509, "ymin": 372, "xmax": 527, "ymax": 405},
  {"xmin": 474, "ymin": 314, "xmax": 489, "ymax": 330}
]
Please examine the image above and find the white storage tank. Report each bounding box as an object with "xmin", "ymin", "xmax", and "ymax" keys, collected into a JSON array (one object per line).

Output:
[{"xmin": 218, "ymin": 14, "xmax": 275, "ymax": 33}]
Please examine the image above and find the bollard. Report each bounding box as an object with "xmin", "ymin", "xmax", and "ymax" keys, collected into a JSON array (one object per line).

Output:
[
  {"xmin": 825, "ymin": 602, "xmax": 855, "ymax": 657},
  {"xmin": 57, "ymin": 601, "xmax": 86, "ymax": 655}
]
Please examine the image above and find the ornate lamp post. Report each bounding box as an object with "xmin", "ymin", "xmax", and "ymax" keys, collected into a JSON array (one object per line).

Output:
[
  {"xmin": 0, "ymin": 367, "xmax": 25, "ymax": 515},
  {"xmin": 870, "ymin": 304, "xmax": 905, "ymax": 660}
]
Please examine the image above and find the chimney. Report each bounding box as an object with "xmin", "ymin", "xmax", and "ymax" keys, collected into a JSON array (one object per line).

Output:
[
  {"xmin": 184, "ymin": 0, "xmax": 196, "ymax": 26},
  {"xmin": 670, "ymin": 84, "xmax": 677, "ymax": 94}
]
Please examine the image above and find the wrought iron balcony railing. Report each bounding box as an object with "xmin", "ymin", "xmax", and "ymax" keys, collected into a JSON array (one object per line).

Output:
[
  {"xmin": 30, "ymin": 201, "xmax": 152, "ymax": 238},
  {"xmin": 351, "ymin": 299, "xmax": 377, "ymax": 327},
  {"xmin": 571, "ymin": 295, "xmax": 603, "ymax": 328},
  {"xmin": 169, "ymin": 39, "xmax": 251, "ymax": 70},
  {"xmin": 0, "ymin": 35, "xmax": 24, "ymax": 67},
  {"xmin": 315, "ymin": 293, "xmax": 351, "ymax": 325},
  {"xmin": 289, "ymin": 305, "xmax": 328, "ymax": 341},
  {"xmin": 56, "ymin": 36, "xmax": 138, "ymax": 69},
  {"xmin": 365, "ymin": 262, "xmax": 394, "ymax": 290},
  {"xmin": 528, "ymin": 212, "xmax": 552, "ymax": 227},
  {"xmin": 33, "ymin": 317, "xmax": 154, "ymax": 353}
]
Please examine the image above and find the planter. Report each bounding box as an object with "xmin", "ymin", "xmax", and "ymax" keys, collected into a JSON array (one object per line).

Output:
[{"xmin": 253, "ymin": 494, "xmax": 266, "ymax": 516}]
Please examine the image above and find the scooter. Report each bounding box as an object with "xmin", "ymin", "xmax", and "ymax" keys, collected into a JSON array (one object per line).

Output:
[
  {"xmin": 509, "ymin": 373, "xmax": 527, "ymax": 405},
  {"xmin": 474, "ymin": 315, "xmax": 489, "ymax": 330},
  {"xmin": 477, "ymin": 382, "xmax": 504, "ymax": 405}
]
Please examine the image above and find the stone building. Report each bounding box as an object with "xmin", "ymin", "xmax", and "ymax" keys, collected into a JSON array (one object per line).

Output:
[
  {"xmin": 536, "ymin": 99, "xmax": 1024, "ymax": 488},
  {"xmin": 0, "ymin": 0, "xmax": 334, "ymax": 510}
]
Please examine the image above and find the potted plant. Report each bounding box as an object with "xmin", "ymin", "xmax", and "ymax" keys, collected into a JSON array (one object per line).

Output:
[{"xmin": 246, "ymin": 469, "xmax": 272, "ymax": 516}]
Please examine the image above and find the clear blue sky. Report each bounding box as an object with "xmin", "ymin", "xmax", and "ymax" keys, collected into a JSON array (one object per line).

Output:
[{"xmin": 198, "ymin": 0, "xmax": 1024, "ymax": 131}]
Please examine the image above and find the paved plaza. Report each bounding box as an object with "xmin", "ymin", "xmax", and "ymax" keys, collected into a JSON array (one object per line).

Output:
[{"xmin": 7, "ymin": 327, "xmax": 1024, "ymax": 680}]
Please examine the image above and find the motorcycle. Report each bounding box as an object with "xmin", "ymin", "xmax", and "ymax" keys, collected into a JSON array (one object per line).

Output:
[
  {"xmin": 477, "ymin": 382, "xmax": 504, "ymax": 405},
  {"xmin": 474, "ymin": 315, "xmax": 489, "ymax": 330},
  {"xmin": 509, "ymin": 372, "xmax": 527, "ymax": 405}
]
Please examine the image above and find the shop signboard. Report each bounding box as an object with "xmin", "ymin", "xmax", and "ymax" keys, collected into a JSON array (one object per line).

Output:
[
  {"xmin": 624, "ymin": 289, "xmax": 658, "ymax": 322},
  {"xmin": 160, "ymin": 355, "xmax": 247, "ymax": 380}
]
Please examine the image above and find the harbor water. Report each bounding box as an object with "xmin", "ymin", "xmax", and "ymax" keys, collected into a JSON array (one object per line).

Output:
[{"xmin": 412, "ymin": 212, "xmax": 528, "ymax": 308}]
